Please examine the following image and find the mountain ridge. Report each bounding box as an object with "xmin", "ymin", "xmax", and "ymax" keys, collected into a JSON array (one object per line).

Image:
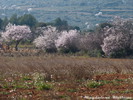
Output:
[{"xmin": 0, "ymin": 0, "xmax": 133, "ymax": 29}]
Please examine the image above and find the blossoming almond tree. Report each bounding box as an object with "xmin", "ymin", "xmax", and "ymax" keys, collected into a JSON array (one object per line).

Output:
[
  {"xmin": 101, "ymin": 17, "xmax": 133, "ymax": 57},
  {"xmin": 55, "ymin": 30, "xmax": 80, "ymax": 53},
  {"xmin": 34, "ymin": 25, "xmax": 80, "ymax": 53},
  {"xmin": 33, "ymin": 26, "xmax": 60, "ymax": 52},
  {"xmin": 1, "ymin": 23, "xmax": 32, "ymax": 51}
]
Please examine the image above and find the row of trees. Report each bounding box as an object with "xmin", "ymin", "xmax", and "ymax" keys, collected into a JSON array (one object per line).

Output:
[
  {"xmin": 0, "ymin": 14, "xmax": 80, "ymax": 31},
  {"xmin": 0, "ymin": 14, "xmax": 80, "ymax": 45},
  {"xmin": 33, "ymin": 17, "xmax": 133, "ymax": 58},
  {"xmin": 0, "ymin": 14, "xmax": 37, "ymax": 30},
  {"xmin": 34, "ymin": 27, "xmax": 80, "ymax": 53},
  {"xmin": 0, "ymin": 15, "xmax": 133, "ymax": 58}
]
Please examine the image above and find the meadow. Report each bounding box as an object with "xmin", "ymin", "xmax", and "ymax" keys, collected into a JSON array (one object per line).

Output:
[{"xmin": 0, "ymin": 53, "xmax": 133, "ymax": 99}]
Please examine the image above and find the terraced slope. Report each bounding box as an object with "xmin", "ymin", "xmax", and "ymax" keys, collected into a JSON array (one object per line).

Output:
[{"xmin": 0, "ymin": 0, "xmax": 133, "ymax": 29}]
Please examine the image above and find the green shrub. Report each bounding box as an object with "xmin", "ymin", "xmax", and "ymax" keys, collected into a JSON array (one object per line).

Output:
[
  {"xmin": 109, "ymin": 49, "xmax": 130, "ymax": 58},
  {"xmin": 35, "ymin": 82, "xmax": 53, "ymax": 90},
  {"xmin": 86, "ymin": 81, "xmax": 104, "ymax": 88},
  {"xmin": 87, "ymin": 50, "xmax": 104, "ymax": 57},
  {"xmin": 58, "ymin": 46, "xmax": 79, "ymax": 54}
]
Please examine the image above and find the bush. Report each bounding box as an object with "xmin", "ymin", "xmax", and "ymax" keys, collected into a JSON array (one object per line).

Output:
[
  {"xmin": 87, "ymin": 50, "xmax": 104, "ymax": 57},
  {"xmin": 109, "ymin": 49, "xmax": 132, "ymax": 58},
  {"xmin": 45, "ymin": 48, "xmax": 57, "ymax": 53},
  {"xmin": 86, "ymin": 81, "xmax": 104, "ymax": 88},
  {"xmin": 35, "ymin": 82, "xmax": 53, "ymax": 90},
  {"xmin": 59, "ymin": 46, "xmax": 79, "ymax": 53}
]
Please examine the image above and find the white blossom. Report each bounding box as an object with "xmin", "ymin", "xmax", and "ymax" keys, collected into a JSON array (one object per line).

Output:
[
  {"xmin": 2, "ymin": 23, "xmax": 32, "ymax": 42},
  {"xmin": 55, "ymin": 30, "xmax": 80, "ymax": 52},
  {"xmin": 34, "ymin": 26, "xmax": 80, "ymax": 53},
  {"xmin": 33, "ymin": 26, "xmax": 60, "ymax": 51},
  {"xmin": 102, "ymin": 18, "xmax": 133, "ymax": 56}
]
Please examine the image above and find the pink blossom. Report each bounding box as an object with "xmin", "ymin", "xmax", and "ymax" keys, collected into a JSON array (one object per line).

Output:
[
  {"xmin": 2, "ymin": 23, "xmax": 32, "ymax": 41},
  {"xmin": 55, "ymin": 30, "xmax": 80, "ymax": 51},
  {"xmin": 102, "ymin": 18, "xmax": 133, "ymax": 56},
  {"xmin": 33, "ymin": 26, "xmax": 60, "ymax": 50}
]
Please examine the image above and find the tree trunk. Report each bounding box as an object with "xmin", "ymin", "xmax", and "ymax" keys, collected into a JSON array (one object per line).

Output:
[{"xmin": 15, "ymin": 40, "xmax": 20, "ymax": 51}]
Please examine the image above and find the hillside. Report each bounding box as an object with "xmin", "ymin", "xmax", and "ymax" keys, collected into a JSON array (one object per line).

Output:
[{"xmin": 0, "ymin": 0, "xmax": 133, "ymax": 29}]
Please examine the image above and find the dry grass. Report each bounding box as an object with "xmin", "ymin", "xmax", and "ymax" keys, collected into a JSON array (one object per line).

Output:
[
  {"xmin": 0, "ymin": 55, "xmax": 133, "ymax": 81},
  {"xmin": 0, "ymin": 54, "xmax": 133, "ymax": 99}
]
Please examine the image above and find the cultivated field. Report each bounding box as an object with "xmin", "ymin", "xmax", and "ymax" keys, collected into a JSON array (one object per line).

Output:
[{"xmin": 0, "ymin": 55, "xmax": 133, "ymax": 99}]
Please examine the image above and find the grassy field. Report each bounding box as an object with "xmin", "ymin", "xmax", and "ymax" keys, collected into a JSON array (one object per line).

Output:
[{"xmin": 0, "ymin": 55, "xmax": 133, "ymax": 99}]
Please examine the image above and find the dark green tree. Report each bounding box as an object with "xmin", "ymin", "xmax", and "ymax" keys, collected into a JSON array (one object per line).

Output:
[
  {"xmin": 53, "ymin": 17, "xmax": 69, "ymax": 31},
  {"xmin": 9, "ymin": 14, "xmax": 18, "ymax": 25},
  {"xmin": 18, "ymin": 14, "xmax": 38, "ymax": 27},
  {"xmin": 0, "ymin": 18, "xmax": 3, "ymax": 30},
  {"xmin": 2, "ymin": 17, "xmax": 9, "ymax": 30},
  {"xmin": 53, "ymin": 17, "xmax": 67, "ymax": 26},
  {"xmin": 36, "ymin": 22, "xmax": 47, "ymax": 27},
  {"xmin": 54, "ymin": 17, "xmax": 62, "ymax": 26}
]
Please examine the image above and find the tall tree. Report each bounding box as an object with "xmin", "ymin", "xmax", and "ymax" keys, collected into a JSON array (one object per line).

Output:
[
  {"xmin": 2, "ymin": 17, "xmax": 9, "ymax": 30},
  {"xmin": 53, "ymin": 17, "xmax": 69, "ymax": 31},
  {"xmin": 18, "ymin": 14, "xmax": 37, "ymax": 27},
  {"xmin": 0, "ymin": 18, "xmax": 3, "ymax": 30},
  {"xmin": 9, "ymin": 14, "xmax": 18, "ymax": 25}
]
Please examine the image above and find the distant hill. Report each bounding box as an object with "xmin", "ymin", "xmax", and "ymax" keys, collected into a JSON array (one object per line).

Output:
[{"xmin": 0, "ymin": 0, "xmax": 133, "ymax": 29}]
